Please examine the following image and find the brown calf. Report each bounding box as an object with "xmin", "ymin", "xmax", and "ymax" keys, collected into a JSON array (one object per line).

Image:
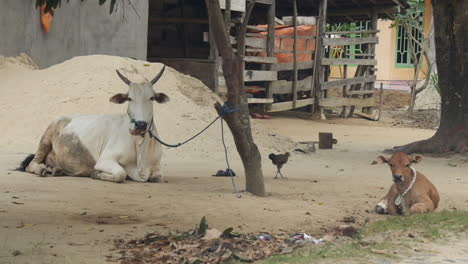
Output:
[{"xmin": 374, "ymin": 152, "xmax": 440, "ymax": 216}]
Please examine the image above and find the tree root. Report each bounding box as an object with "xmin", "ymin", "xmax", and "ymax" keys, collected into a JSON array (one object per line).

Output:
[{"xmin": 384, "ymin": 134, "xmax": 468, "ymax": 154}]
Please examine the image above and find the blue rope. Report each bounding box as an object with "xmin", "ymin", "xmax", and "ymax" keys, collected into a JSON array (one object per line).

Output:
[
  {"xmin": 148, "ymin": 103, "xmax": 239, "ymax": 148},
  {"xmin": 147, "ymin": 102, "xmax": 242, "ymax": 198}
]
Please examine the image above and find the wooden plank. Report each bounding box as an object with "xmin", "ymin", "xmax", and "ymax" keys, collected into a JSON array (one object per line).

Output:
[
  {"xmin": 256, "ymin": 33, "xmax": 315, "ymax": 39},
  {"xmin": 320, "ymin": 97, "xmax": 375, "ymax": 108},
  {"xmin": 274, "ymin": 50, "xmax": 314, "ymax": 54},
  {"xmin": 323, "ymin": 37, "xmax": 378, "ymax": 46},
  {"xmin": 268, "ymin": 98, "xmax": 314, "ymax": 112},
  {"xmin": 247, "ymin": 98, "xmax": 274, "ymax": 104},
  {"xmin": 247, "ymin": 25, "xmax": 267, "ymax": 32},
  {"xmin": 244, "ymin": 56, "xmax": 278, "ymax": 64},
  {"xmin": 266, "ymin": 0, "xmax": 276, "ymax": 111},
  {"xmin": 317, "ymin": 0, "xmax": 328, "ymax": 120},
  {"xmin": 224, "ymin": 0, "xmax": 231, "ymax": 32},
  {"xmin": 245, "ymin": 86, "xmax": 266, "ymax": 91},
  {"xmin": 246, "ymin": 48, "xmax": 266, "ymax": 52},
  {"xmin": 244, "ymin": 70, "xmax": 277, "ymax": 82},
  {"xmin": 271, "ymin": 76, "xmax": 313, "ymax": 94},
  {"xmin": 271, "ymin": 61, "xmax": 313, "ymax": 71},
  {"xmin": 354, "ymin": 111, "xmax": 379, "ymax": 121},
  {"xmin": 321, "ymin": 58, "xmax": 377, "ymax": 65},
  {"xmin": 246, "ymin": 33, "xmax": 267, "ymax": 37},
  {"xmin": 321, "ymin": 75, "xmax": 376, "ymax": 89},
  {"xmin": 292, "ymin": 0, "xmax": 298, "ymax": 108},
  {"xmin": 218, "ymin": 0, "xmax": 245, "ymax": 12},
  {"xmin": 326, "ymin": 29, "xmax": 380, "ymax": 35},
  {"xmin": 347, "ymin": 90, "xmax": 375, "ymax": 95},
  {"xmin": 345, "ymin": 53, "xmax": 375, "ymax": 57},
  {"xmin": 245, "ymin": 37, "xmax": 266, "ymax": 48}
]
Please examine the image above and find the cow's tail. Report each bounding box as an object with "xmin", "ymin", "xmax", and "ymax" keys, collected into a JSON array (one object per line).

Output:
[{"xmin": 17, "ymin": 154, "xmax": 35, "ymax": 172}]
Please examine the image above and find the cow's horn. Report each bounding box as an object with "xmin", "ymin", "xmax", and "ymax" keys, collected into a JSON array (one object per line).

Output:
[
  {"xmin": 116, "ymin": 70, "xmax": 131, "ymax": 85},
  {"xmin": 150, "ymin": 65, "xmax": 166, "ymax": 85}
]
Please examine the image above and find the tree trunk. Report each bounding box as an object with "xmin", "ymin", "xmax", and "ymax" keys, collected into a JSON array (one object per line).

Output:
[
  {"xmin": 206, "ymin": 0, "xmax": 266, "ymax": 196},
  {"xmin": 390, "ymin": 0, "xmax": 468, "ymax": 154}
]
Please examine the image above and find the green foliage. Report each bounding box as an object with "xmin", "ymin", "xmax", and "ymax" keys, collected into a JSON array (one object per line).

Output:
[
  {"xmin": 261, "ymin": 211, "xmax": 468, "ymax": 264},
  {"xmin": 197, "ymin": 216, "xmax": 208, "ymax": 236},
  {"xmin": 431, "ymin": 73, "xmax": 440, "ymax": 95}
]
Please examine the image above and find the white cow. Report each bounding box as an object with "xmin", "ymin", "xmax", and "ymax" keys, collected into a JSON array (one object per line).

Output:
[{"xmin": 19, "ymin": 66, "xmax": 169, "ymax": 183}]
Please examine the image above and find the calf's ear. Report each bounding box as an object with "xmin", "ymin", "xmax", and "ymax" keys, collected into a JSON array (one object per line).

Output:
[
  {"xmin": 377, "ymin": 156, "xmax": 388, "ymax": 164},
  {"xmin": 151, "ymin": 93, "xmax": 170, "ymax": 103},
  {"xmin": 411, "ymin": 155, "xmax": 423, "ymax": 164},
  {"xmin": 110, "ymin": 93, "xmax": 129, "ymax": 104}
]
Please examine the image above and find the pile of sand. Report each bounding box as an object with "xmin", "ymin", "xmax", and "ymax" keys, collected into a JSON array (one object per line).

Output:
[
  {"xmin": 414, "ymin": 82, "xmax": 441, "ymax": 110},
  {"xmin": 0, "ymin": 54, "xmax": 297, "ymax": 162}
]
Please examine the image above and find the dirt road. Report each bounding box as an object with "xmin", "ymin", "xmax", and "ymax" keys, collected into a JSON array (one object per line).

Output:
[{"xmin": 1, "ymin": 117, "xmax": 467, "ymax": 264}]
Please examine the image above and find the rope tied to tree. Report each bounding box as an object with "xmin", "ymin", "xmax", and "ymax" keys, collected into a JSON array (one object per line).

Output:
[{"xmin": 145, "ymin": 102, "xmax": 242, "ymax": 198}]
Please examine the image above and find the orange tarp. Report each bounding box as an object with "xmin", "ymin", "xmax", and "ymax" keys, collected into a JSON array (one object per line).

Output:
[{"xmin": 248, "ymin": 25, "xmax": 316, "ymax": 63}]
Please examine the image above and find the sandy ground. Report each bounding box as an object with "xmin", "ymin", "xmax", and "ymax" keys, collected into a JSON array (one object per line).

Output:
[
  {"xmin": 1, "ymin": 116, "xmax": 467, "ymax": 264},
  {"xmin": 0, "ymin": 55, "xmax": 466, "ymax": 263}
]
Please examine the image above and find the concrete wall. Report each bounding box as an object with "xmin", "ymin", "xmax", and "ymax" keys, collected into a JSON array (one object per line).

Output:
[{"xmin": 0, "ymin": 0, "xmax": 148, "ymax": 68}]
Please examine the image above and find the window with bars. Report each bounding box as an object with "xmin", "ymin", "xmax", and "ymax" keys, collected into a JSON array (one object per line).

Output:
[
  {"xmin": 395, "ymin": 11, "xmax": 425, "ymax": 67},
  {"xmin": 328, "ymin": 21, "xmax": 370, "ymax": 60}
]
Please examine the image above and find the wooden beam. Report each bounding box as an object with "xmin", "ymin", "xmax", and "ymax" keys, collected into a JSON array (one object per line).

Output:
[
  {"xmin": 321, "ymin": 75, "xmax": 376, "ymax": 89},
  {"xmin": 321, "ymin": 58, "xmax": 377, "ymax": 65},
  {"xmin": 316, "ymin": 0, "xmax": 328, "ymax": 119},
  {"xmin": 266, "ymin": 0, "xmax": 276, "ymax": 111},
  {"xmin": 270, "ymin": 61, "xmax": 313, "ymax": 71},
  {"xmin": 244, "ymin": 56, "xmax": 278, "ymax": 63},
  {"xmin": 326, "ymin": 30, "xmax": 380, "ymax": 35},
  {"xmin": 268, "ymin": 98, "xmax": 314, "ymax": 112},
  {"xmin": 292, "ymin": 0, "xmax": 298, "ymax": 108},
  {"xmin": 244, "ymin": 70, "xmax": 277, "ymax": 82},
  {"xmin": 347, "ymin": 90, "xmax": 375, "ymax": 95},
  {"xmin": 246, "ymin": 25, "xmax": 267, "ymax": 32},
  {"xmin": 271, "ymin": 76, "xmax": 313, "ymax": 94},
  {"xmin": 275, "ymin": 49, "xmax": 314, "ymax": 54},
  {"xmin": 246, "ymin": 33, "xmax": 315, "ymax": 40},
  {"xmin": 245, "ymin": 37, "xmax": 266, "ymax": 49},
  {"xmin": 323, "ymin": 37, "xmax": 378, "ymax": 46},
  {"xmin": 345, "ymin": 53, "xmax": 375, "ymax": 57},
  {"xmin": 247, "ymin": 98, "xmax": 274, "ymax": 104},
  {"xmin": 320, "ymin": 97, "xmax": 375, "ymax": 108}
]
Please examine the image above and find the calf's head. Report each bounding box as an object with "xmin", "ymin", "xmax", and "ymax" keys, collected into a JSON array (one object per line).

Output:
[
  {"xmin": 110, "ymin": 66, "xmax": 169, "ymax": 136},
  {"xmin": 377, "ymin": 152, "xmax": 422, "ymax": 183}
]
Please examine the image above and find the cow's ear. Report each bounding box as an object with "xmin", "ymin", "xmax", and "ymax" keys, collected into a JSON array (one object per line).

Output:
[
  {"xmin": 110, "ymin": 93, "xmax": 129, "ymax": 104},
  {"xmin": 151, "ymin": 93, "xmax": 170, "ymax": 103},
  {"xmin": 377, "ymin": 156, "xmax": 388, "ymax": 164},
  {"xmin": 411, "ymin": 155, "xmax": 423, "ymax": 164}
]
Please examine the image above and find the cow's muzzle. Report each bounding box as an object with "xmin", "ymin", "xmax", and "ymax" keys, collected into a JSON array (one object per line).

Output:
[
  {"xmin": 134, "ymin": 121, "xmax": 148, "ymax": 131},
  {"xmin": 393, "ymin": 174, "xmax": 403, "ymax": 183}
]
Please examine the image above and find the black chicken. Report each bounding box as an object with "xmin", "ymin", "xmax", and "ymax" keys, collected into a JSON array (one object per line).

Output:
[{"xmin": 268, "ymin": 152, "xmax": 290, "ymax": 179}]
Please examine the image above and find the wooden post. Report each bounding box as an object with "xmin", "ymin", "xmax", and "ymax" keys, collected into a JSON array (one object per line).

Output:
[
  {"xmin": 340, "ymin": 49, "xmax": 348, "ymax": 118},
  {"xmin": 365, "ymin": 8, "xmax": 378, "ymax": 114},
  {"xmin": 316, "ymin": 0, "xmax": 328, "ymax": 119},
  {"xmin": 266, "ymin": 0, "xmax": 276, "ymax": 111},
  {"xmin": 224, "ymin": 0, "xmax": 231, "ymax": 32},
  {"xmin": 292, "ymin": 0, "xmax": 298, "ymax": 108}
]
